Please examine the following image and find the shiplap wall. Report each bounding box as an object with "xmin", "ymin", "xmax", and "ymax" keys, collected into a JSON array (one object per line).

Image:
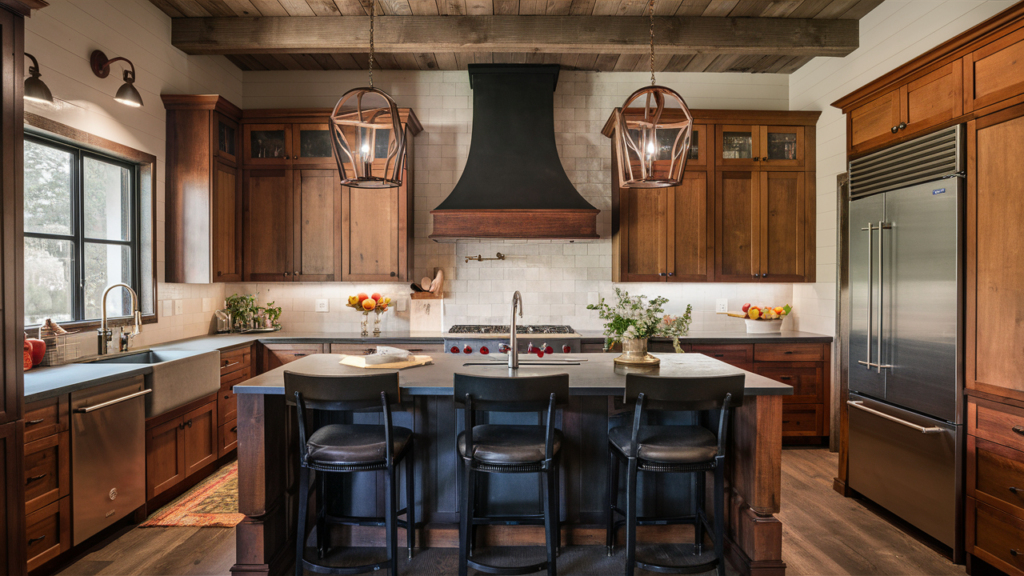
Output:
[
  {"xmin": 232, "ymin": 70, "xmax": 794, "ymax": 333},
  {"xmin": 23, "ymin": 0, "xmax": 240, "ymax": 349},
  {"xmin": 788, "ymin": 0, "xmax": 1017, "ymax": 337}
]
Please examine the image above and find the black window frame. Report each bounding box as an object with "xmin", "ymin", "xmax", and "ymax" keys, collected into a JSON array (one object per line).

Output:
[{"xmin": 24, "ymin": 133, "xmax": 141, "ymax": 326}]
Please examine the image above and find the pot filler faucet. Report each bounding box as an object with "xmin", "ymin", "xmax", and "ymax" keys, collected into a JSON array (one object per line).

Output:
[
  {"xmin": 509, "ymin": 291, "xmax": 523, "ymax": 369},
  {"xmin": 97, "ymin": 283, "xmax": 141, "ymax": 356}
]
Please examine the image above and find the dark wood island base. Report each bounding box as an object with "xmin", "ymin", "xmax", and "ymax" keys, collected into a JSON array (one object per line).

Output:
[{"xmin": 230, "ymin": 354, "xmax": 791, "ymax": 576}]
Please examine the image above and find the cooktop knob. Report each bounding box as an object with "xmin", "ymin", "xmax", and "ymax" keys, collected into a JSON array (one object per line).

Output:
[
  {"xmin": 480, "ymin": 346, "xmax": 489, "ymax": 355},
  {"xmin": 463, "ymin": 345, "xmax": 473, "ymax": 354},
  {"xmin": 450, "ymin": 346, "xmax": 460, "ymax": 354},
  {"xmin": 562, "ymin": 345, "xmax": 571, "ymax": 354}
]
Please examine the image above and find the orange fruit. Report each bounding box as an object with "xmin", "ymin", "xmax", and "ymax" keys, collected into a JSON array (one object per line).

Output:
[
  {"xmin": 357, "ymin": 293, "xmax": 369, "ymax": 302},
  {"xmin": 361, "ymin": 298, "xmax": 376, "ymax": 311}
]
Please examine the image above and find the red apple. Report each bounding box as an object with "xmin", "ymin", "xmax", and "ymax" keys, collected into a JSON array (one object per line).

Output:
[
  {"xmin": 26, "ymin": 338, "xmax": 45, "ymax": 366},
  {"xmin": 371, "ymin": 292, "xmax": 382, "ymax": 302},
  {"xmin": 741, "ymin": 303, "xmax": 751, "ymax": 313}
]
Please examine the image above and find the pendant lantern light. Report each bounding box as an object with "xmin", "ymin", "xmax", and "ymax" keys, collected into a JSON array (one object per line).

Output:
[
  {"xmin": 611, "ymin": 0, "xmax": 694, "ymax": 188},
  {"xmin": 329, "ymin": 2, "xmax": 406, "ymax": 188}
]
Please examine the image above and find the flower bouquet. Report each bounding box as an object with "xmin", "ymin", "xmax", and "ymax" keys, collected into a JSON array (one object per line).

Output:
[
  {"xmin": 587, "ymin": 288, "xmax": 692, "ymax": 366},
  {"xmin": 346, "ymin": 292, "xmax": 392, "ymax": 337}
]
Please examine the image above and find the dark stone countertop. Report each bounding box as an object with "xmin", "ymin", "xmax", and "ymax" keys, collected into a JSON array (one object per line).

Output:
[
  {"xmin": 233, "ymin": 353, "xmax": 793, "ymax": 397},
  {"xmin": 578, "ymin": 330, "xmax": 834, "ymax": 344}
]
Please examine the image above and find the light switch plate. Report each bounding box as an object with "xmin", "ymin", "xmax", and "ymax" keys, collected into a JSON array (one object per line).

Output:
[
  {"xmin": 174, "ymin": 300, "xmax": 183, "ymax": 315},
  {"xmin": 396, "ymin": 298, "xmax": 407, "ymax": 312},
  {"xmin": 315, "ymin": 299, "xmax": 329, "ymax": 312},
  {"xmin": 716, "ymin": 298, "xmax": 728, "ymax": 313}
]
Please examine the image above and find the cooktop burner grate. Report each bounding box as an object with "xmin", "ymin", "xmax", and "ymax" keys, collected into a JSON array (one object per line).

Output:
[{"xmin": 448, "ymin": 325, "xmax": 575, "ymax": 335}]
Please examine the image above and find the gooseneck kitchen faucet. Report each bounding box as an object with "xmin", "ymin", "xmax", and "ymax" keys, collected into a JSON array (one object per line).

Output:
[
  {"xmin": 97, "ymin": 283, "xmax": 141, "ymax": 355},
  {"xmin": 509, "ymin": 291, "xmax": 523, "ymax": 369}
]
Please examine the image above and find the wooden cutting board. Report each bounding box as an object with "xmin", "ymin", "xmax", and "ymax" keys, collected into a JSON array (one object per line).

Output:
[{"xmin": 339, "ymin": 355, "xmax": 434, "ymax": 370}]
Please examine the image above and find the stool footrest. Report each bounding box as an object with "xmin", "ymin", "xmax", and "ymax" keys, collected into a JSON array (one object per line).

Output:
[
  {"xmin": 302, "ymin": 557, "xmax": 395, "ymax": 575},
  {"xmin": 467, "ymin": 558, "xmax": 549, "ymax": 575},
  {"xmin": 471, "ymin": 514, "xmax": 547, "ymax": 526},
  {"xmin": 635, "ymin": 555, "xmax": 719, "ymax": 575}
]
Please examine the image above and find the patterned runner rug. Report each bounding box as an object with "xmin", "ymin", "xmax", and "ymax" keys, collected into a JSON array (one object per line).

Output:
[{"xmin": 140, "ymin": 460, "xmax": 244, "ymax": 528}]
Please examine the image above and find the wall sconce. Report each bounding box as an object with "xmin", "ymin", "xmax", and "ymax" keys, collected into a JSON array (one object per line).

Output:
[
  {"xmin": 90, "ymin": 50, "xmax": 143, "ymax": 108},
  {"xmin": 24, "ymin": 53, "xmax": 53, "ymax": 105}
]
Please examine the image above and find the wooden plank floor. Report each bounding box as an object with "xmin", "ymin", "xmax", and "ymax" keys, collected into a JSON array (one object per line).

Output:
[{"xmin": 56, "ymin": 448, "xmax": 967, "ymax": 576}]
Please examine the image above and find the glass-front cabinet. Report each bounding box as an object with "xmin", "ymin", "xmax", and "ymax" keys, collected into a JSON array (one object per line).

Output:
[
  {"xmin": 243, "ymin": 124, "xmax": 292, "ymax": 166},
  {"xmin": 685, "ymin": 124, "xmax": 711, "ymax": 169},
  {"xmin": 291, "ymin": 124, "xmax": 334, "ymax": 166},
  {"xmin": 216, "ymin": 114, "xmax": 238, "ymax": 164},
  {"xmin": 716, "ymin": 124, "xmax": 805, "ymax": 169}
]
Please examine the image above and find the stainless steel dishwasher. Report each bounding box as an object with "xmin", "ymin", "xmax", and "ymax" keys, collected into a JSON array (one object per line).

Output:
[{"xmin": 71, "ymin": 378, "xmax": 149, "ymax": 544}]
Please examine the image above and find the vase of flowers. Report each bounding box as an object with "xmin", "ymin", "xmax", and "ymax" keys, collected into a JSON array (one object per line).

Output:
[
  {"xmin": 346, "ymin": 292, "xmax": 392, "ymax": 337},
  {"xmin": 587, "ymin": 288, "xmax": 692, "ymax": 366}
]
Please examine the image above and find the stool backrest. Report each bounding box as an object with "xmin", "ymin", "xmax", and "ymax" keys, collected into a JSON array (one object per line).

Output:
[
  {"xmin": 623, "ymin": 373, "xmax": 746, "ymax": 460},
  {"xmin": 284, "ymin": 371, "xmax": 401, "ymax": 466},
  {"xmin": 453, "ymin": 373, "xmax": 570, "ymax": 463},
  {"xmin": 453, "ymin": 373, "xmax": 570, "ymax": 412}
]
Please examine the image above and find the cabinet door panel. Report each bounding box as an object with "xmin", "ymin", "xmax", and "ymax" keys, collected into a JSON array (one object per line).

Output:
[
  {"xmin": 244, "ymin": 169, "xmax": 293, "ymax": 281},
  {"xmin": 213, "ymin": 161, "xmax": 242, "ymax": 282},
  {"xmin": 183, "ymin": 403, "xmax": 218, "ymax": 478},
  {"xmin": 967, "ymin": 27, "xmax": 1024, "ymax": 113},
  {"xmin": 264, "ymin": 344, "xmax": 324, "ymax": 372},
  {"xmin": 717, "ymin": 124, "xmax": 760, "ymax": 168},
  {"xmin": 215, "ymin": 113, "xmax": 239, "ymax": 165},
  {"xmin": 760, "ymin": 171, "xmax": 807, "ymax": 282},
  {"xmin": 292, "ymin": 124, "xmax": 334, "ymax": 167},
  {"xmin": 971, "ymin": 111, "xmax": 1024, "ymax": 399},
  {"xmin": 686, "ymin": 124, "xmax": 711, "ymax": 170},
  {"xmin": 342, "ymin": 183, "xmax": 408, "ymax": 282},
  {"xmin": 667, "ymin": 172, "xmax": 712, "ymax": 282},
  {"xmin": 146, "ymin": 418, "xmax": 185, "ymax": 500},
  {"xmin": 849, "ymin": 89, "xmax": 902, "ymax": 152},
  {"xmin": 716, "ymin": 171, "xmax": 759, "ymax": 281},
  {"xmin": 905, "ymin": 60, "xmax": 962, "ymax": 135},
  {"xmin": 621, "ymin": 188, "xmax": 668, "ymax": 282},
  {"xmin": 294, "ymin": 170, "xmax": 341, "ymax": 281},
  {"xmin": 760, "ymin": 126, "xmax": 804, "ymax": 169},
  {"xmin": 243, "ymin": 123, "xmax": 292, "ymax": 166}
]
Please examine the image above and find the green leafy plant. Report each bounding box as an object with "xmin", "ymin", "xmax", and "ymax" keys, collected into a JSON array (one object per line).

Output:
[
  {"xmin": 587, "ymin": 288, "xmax": 692, "ymax": 353},
  {"xmin": 263, "ymin": 301, "xmax": 282, "ymax": 327}
]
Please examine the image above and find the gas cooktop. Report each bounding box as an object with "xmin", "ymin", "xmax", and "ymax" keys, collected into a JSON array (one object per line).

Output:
[{"xmin": 448, "ymin": 325, "xmax": 576, "ymax": 335}]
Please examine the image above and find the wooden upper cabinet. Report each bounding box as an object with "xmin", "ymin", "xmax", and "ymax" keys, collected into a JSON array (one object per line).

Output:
[
  {"xmin": 716, "ymin": 170, "xmax": 759, "ymax": 282},
  {"xmin": 294, "ymin": 169, "xmax": 342, "ymax": 281},
  {"xmin": 848, "ymin": 89, "xmax": 903, "ymax": 152},
  {"xmin": 162, "ymin": 96, "xmax": 243, "ymax": 284},
  {"xmin": 243, "ymin": 169, "xmax": 294, "ymax": 281},
  {"xmin": 342, "ymin": 179, "xmax": 411, "ymax": 282},
  {"xmin": 717, "ymin": 125, "xmax": 761, "ymax": 168},
  {"xmin": 244, "ymin": 123, "xmax": 293, "ymax": 166},
  {"xmin": 719, "ymin": 124, "xmax": 806, "ymax": 169},
  {"xmin": 761, "ymin": 126, "xmax": 805, "ymax": 169},
  {"xmin": 668, "ymin": 172, "xmax": 713, "ymax": 282},
  {"xmin": 685, "ymin": 123, "xmax": 711, "ymax": 170},
  {"xmin": 618, "ymin": 187, "xmax": 670, "ymax": 282},
  {"xmin": 966, "ymin": 26, "xmax": 1024, "ymax": 114},
  {"xmin": 905, "ymin": 60, "xmax": 963, "ymax": 136},
  {"xmin": 291, "ymin": 123, "xmax": 334, "ymax": 167},
  {"xmin": 969, "ymin": 108, "xmax": 1024, "ymax": 401},
  {"xmin": 759, "ymin": 171, "xmax": 811, "ymax": 282}
]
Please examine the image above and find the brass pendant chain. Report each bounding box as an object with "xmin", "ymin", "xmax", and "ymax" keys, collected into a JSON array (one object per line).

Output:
[
  {"xmin": 647, "ymin": 0, "xmax": 655, "ymax": 85},
  {"xmin": 369, "ymin": 1, "xmax": 375, "ymax": 87}
]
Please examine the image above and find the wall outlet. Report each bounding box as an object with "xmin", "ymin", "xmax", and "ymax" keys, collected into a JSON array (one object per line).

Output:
[
  {"xmin": 315, "ymin": 299, "xmax": 329, "ymax": 312},
  {"xmin": 174, "ymin": 300, "xmax": 183, "ymax": 315},
  {"xmin": 716, "ymin": 298, "xmax": 728, "ymax": 313}
]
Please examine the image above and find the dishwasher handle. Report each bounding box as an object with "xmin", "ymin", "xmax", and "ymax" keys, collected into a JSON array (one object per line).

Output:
[
  {"xmin": 73, "ymin": 389, "xmax": 151, "ymax": 413},
  {"xmin": 847, "ymin": 400, "xmax": 944, "ymax": 434}
]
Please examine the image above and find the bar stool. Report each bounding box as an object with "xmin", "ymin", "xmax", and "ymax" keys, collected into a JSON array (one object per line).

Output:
[
  {"xmin": 454, "ymin": 373, "xmax": 569, "ymax": 576},
  {"xmin": 285, "ymin": 371, "xmax": 416, "ymax": 576},
  {"xmin": 606, "ymin": 373, "xmax": 745, "ymax": 576}
]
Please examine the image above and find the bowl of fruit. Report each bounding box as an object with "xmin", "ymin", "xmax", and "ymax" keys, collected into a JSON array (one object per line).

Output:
[{"xmin": 722, "ymin": 303, "xmax": 792, "ymax": 333}]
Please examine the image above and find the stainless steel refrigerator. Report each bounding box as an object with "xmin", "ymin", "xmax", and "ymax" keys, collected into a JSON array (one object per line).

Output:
[{"xmin": 845, "ymin": 125, "xmax": 964, "ymax": 560}]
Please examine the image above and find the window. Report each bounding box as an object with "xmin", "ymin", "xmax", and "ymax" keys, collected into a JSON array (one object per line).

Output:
[{"xmin": 24, "ymin": 135, "xmax": 141, "ymax": 326}]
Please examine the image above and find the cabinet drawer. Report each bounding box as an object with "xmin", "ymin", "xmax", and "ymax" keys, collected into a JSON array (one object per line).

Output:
[
  {"xmin": 692, "ymin": 344, "xmax": 753, "ymax": 366},
  {"xmin": 648, "ymin": 341, "xmax": 691, "ymax": 353},
  {"xmin": 220, "ymin": 346, "xmax": 251, "ymax": 378},
  {"xmin": 754, "ymin": 343, "xmax": 823, "ymax": 362},
  {"xmin": 969, "ymin": 497, "xmax": 1024, "ymax": 576},
  {"xmin": 219, "ymin": 418, "xmax": 238, "ymax": 457},
  {"xmin": 219, "ymin": 387, "xmax": 238, "ymax": 423},
  {"xmin": 24, "ymin": 432, "xmax": 69, "ymax": 515},
  {"xmin": 221, "ymin": 365, "xmax": 251, "ymax": 391},
  {"xmin": 971, "ymin": 436, "xmax": 1024, "ymax": 519},
  {"xmin": 329, "ymin": 343, "xmax": 445, "ymax": 355},
  {"xmin": 754, "ymin": 363, "xmax": 822, "ymax": 403},
  {"xmin": 26, "ymin": 497, "xmax": 70, "ymax": 572},
  {"xmin": 969, "ymin": 399, "xmax": 1024, "ymax": 453},
  {"xmin": 24, "ymin": 395, "xmax": 68, "ymax": 444},
  {"xmin": 782, "ymin": 404, "xmax": 823, "ymax": 436}
]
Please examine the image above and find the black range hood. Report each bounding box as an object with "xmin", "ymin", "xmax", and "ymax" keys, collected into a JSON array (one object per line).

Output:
[{"xmin": 429, "ymin": 65, "xmax": 599, "ymax": 241}]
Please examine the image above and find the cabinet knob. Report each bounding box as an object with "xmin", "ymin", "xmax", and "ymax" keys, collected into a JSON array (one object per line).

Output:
[
  {"xmin": 1011, "ymin": 487, "xmax": 1019, "ymax": 494},
  {"xmin": 390, "ymin": 271, "xmax": 396, "ymax": 277},
  {"xmin": 891, "ymin": 126, "xmax": 899, "ymax": 134},
  {"xmin": 752, "ymin": 273, "xmax": 760, "ymax": 279},
  {"xmin": 762, "ymin": 273, "xmax": 768, "ymax": 278},
  {"xmin": 761, "ymin": 157, "xmax": 768, "ymax": 161},
  {"xmin": 1013, "ymin": 425, "xmax": 1024, "ymax": 436},
  {"xmin": 659, "ymin": 272, "xmax": 667, "ymax": 277},
  {"xmin": 284, "ymin": 155, "xmax": 290, "ymax": 159},
  {"xmin": 294, "ymin": 271, "xmax": 299, "ymax": 275},
  {"xmin": 898, "ymin": 122, "xmax": 907, "ymax": 131},
  {"xmin": 1012, "ymin": 549, "xmax": 1020, "ymax": 557},
  {"xmin": 284, "ymin": 272, "xmax": 290, "ymax": 276},
  {"xmin": 667, "ymin": 272, "xmax": 675, "ymax": 277}
]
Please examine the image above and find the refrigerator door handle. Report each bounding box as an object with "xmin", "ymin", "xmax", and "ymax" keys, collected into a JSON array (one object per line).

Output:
[
  {"xmin": 858, "ymin": 222, "xmax": 878, "ymax": 370},
  {"xmin": 847, "ymin": 400, "xmax": 944, "ymax": 433},
  {"xmin": 878, "ymin": 221, "xmax": 894, "ymax": 373}
]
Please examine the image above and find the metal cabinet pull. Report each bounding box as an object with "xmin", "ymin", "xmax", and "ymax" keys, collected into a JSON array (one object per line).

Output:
[
  {"xmin": 780, "ymin": 376, "xmax": 792, "ymax": 380},
  {"xmin": 179, "ymin": 422, "xmax": 186, "ymax": 430},
  {"xmin": 658, "ymin": 272, "xmax": 667, "ymax": 277},
  {"xmin": 26, "ymin": 473, "xmax": 47, "ymax": 483},
  {"xmin": 294, "ymin": 353, "xmax": 306, "ymax": 357},
  {"xmin": 898, "ymin": 122, "xmax": 907, "ymax": 131},
  {"xmin": 223, "ymin": 361, "xmax": 241, "ymax": 369},
  {"xmin": 187, "ymin": 420, "xmax": 193, "ymax": 428},
  {"xmin": 713, "ymin": 354, "xmax": 724, "ymax": 358},
  {"xmin": 1012, "ymin": 549, "xmax": 1020, "ymax": 557},
  {"xmin": 26, "ymin": 419, "xmax": 44, "ymax": 425},
  {"xmin": 28, "ymin": 536, "xmax": 46, "ymax": 546},
  {"xmin": 1013, "ymin": 425, "xmax": 1024, "ymax": 436},
  {"xmin": 847, "ymin": 400, "xmax": 944, "ymax": 433},
  {"xmin": 891, "ymin": 126, "xmax": 899, "ymax": 134},
  {"xmin": 1010, "ymin": 487, "xmax": 1019, "ymax": 495},
  {"xmin": 230, "ymin": 426, "xmax": 237, "ymax": 433},
  {"xmin": 74, "ymin": 389, "xmax": 151, "ymax": 413},
  {"xmin": 858, "ymin": 222, "xmax": 876, "ymax": 370}
]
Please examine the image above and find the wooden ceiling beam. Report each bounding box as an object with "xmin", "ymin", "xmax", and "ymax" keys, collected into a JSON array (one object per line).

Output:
[{"xmin": 171, "ymin": 15, "xmax": 858, "ymax": 56}]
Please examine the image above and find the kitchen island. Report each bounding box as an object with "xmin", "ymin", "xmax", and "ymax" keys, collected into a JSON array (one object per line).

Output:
[{"xmin": 231, "ymin": 353, "xmax": 792, "ymax": 576}]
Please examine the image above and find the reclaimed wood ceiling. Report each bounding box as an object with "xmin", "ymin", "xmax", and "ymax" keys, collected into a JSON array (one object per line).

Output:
[{"xmin": 151, "ymin": 0, "xmax": 883, "ymax": 74}]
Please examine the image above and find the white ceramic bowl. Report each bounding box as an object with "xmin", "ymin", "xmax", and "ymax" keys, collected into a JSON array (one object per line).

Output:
[{"xmin": 745, "ymin": 319, "xmax": 783, "ymax": 333}]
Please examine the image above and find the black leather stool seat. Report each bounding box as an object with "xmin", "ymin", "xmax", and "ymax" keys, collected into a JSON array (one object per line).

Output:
[
  {"xmin": 307, "ymin": 424, "xmax": 412, "ymax": 465},
  {"xmin": 608, "ymin": 425, "xmax": 718, "ymax": 464},
  {"xmin": 457, "ymin": 425, "xmax": 563, "ymax": 464}
]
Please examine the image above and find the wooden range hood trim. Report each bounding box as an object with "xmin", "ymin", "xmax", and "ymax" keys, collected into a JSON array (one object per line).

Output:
[{"xmin": 429, "ymin": 209, "xmax": 600, "ymax": 240}]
